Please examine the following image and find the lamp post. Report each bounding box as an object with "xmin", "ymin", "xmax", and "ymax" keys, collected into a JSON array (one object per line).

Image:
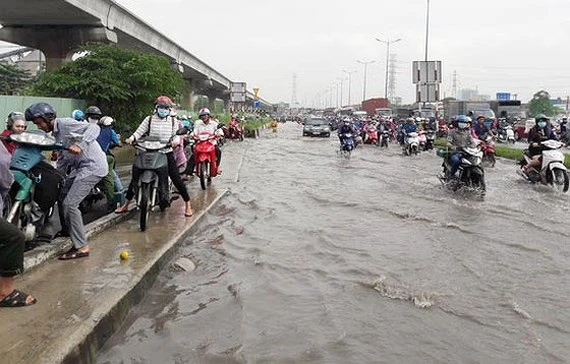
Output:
[
  {"xmin": 343, "ymin": 69, "xmax": 357, "ymax": 106},
  {"xmin": 375, "ymin": 37, "xmax": 402, "ymax": 100},
  {"xmin": 337, "ymin": 77, "xmax": 346, "ymax": 107},
  {"xmin": 357, "ymin": 59, "xmax": 375, "ymax": 102},
  {"xmin": 425, "ymin": 0, "xmax": 430, "ymax": 62}
]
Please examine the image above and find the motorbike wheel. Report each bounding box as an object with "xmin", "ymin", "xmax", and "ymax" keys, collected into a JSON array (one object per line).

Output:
[
  {"xmin": 139, "ymin": 182, "xmax": 150, "ymax": 232},
  {"xmin": 483, "ymin": 154, "xmax": 496, "ymax": 168},
  {"xmin": 198, "ymin": 161, "xmax": 210, "ymax": 190},
  {"xmin": 412, "ymin": 146, "xmax": 418, "ymax": 155},
  {"xmin": 551, "ymin": 168, "xmax": 569, "ymax": 193}
]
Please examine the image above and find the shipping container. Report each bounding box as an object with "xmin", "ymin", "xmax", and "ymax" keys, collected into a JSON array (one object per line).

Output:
[{"xmin": 361, "ymin": 98, "xmax": 389, "ymax": 116}]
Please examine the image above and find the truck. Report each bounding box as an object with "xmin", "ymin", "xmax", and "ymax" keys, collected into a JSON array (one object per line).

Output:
[
  {"xmin": 361, "ymin": 98, "xmax": 389, "ymax": 116},
  {"xmin": 488, "ymin": 100, "xmax": 525, "ymax": 121},
  {"xmin": 443, "ymin": 100, "xmax": 496, "ymax": 123}
]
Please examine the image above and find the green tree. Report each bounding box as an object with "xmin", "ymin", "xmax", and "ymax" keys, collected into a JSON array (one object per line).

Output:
[
  {"xmin": 0, "ymin": 61, "xmax": 31, "ymax": 95},
  {"xmin": 528, "ymin": 90, "xmax": 557, "ymax": 117},
  {"xmin": 26, "ymin": 44, "xmax": 184, "ymax": 133}
]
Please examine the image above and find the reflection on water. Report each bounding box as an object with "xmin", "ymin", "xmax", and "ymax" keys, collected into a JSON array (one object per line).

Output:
[{"xmin": 98, "ymin": 123, "xmax": 570, "ymax": 364}]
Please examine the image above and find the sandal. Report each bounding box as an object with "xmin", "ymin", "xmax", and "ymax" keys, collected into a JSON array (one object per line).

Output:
[
  {"xmin": 0, "ymin": 289, "xmax": 37, "ymax": 307},
  {"xmin": 184, "ymin": 209, "xmax": 193, "ymax": 217},
  {"xmin": 58, "ymin": 249, "xmax": 89, "ymax": 260},
  {"xmin": 114, "ymin": 205, "xmax": 129, "ymax": 214}
]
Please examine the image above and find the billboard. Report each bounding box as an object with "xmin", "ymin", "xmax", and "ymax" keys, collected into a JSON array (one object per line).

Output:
[
  {"xmin": 496, "ymin": 92, "xmax": 511, "ymax": 101},
  {"xmin": 230, "ymin": 82, "xmax": 247, "ymax": 103},
  {"xmin": 412, "ymin": 61, "xmax": 442, "ymax": 84}
]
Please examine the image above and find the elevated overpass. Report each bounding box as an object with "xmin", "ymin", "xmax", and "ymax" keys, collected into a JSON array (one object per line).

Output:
[{"xmin": 0, "ymin": 0, "xmax": 272, "ymax": 110}]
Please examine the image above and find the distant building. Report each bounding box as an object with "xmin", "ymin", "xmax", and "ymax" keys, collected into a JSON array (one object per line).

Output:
[{"xmin": 15, "ymin": 50, "xmax": 45, "ymax": 76}]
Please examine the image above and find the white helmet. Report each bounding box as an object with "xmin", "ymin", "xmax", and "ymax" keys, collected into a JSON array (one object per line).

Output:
[
  {"xmin": 99, "ymin": 116, "xmax": 114, "ymax": 126},
  {"xmin": 199, "ymin": 107, "xmax": 211, "ymax": 117}
]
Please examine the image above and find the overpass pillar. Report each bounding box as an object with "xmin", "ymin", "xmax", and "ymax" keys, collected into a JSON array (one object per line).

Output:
[
  {"xmin": 0, "ymin": 26, "xmax": 117, "ymax": 71},
  {"xmin": 182, "ymin": 79, "xmax": 197, "ymax": 112}
]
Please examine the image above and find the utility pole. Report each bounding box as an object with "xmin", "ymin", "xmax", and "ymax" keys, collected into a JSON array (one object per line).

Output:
[
  {"xmin": 291, "ymin": 73, "xmax": 298, "ymax": 107},
  {"xmin": 343, "ymin": 69, "xmax": 357, "ymax": 106},
  {"xmin": 357, "ymin": 59, "xmax": 375, "ymax": 102},
  {"xmin": 375, "ymin": 37, "xmax": 401, "ymax": 99},
  {"xmin": 452, "ymin": 70, "xmax": 458, "ymax": 99},
  {"xmin": 388, "ymin": 55, "xmax": 397, "ymax": 104}
]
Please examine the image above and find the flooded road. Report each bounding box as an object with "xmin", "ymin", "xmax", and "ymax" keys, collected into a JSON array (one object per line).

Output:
[{"xmin": 98, "ymin": 122, "xmax": 570, "ymax": 364}]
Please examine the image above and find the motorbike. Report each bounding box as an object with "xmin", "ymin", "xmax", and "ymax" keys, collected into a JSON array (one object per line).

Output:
[
  {"xmin": 224, "ymin": 120, "xmax": 244, "ymax": 141},
  {"xmin": 496, "ymin": 125, "xmax": 516, "ymax": 144},
  {"xmin": 517, "ymin": 139, "xmax": 569, "ymax": 192},
  {"xmin": 437, "ymin": 145, "xmax": 486, "ymax": 197},
  {"xmin": 403, "ymin": 132, "xmax": 420, "ymax": 156},
  {"xmin": 193, "ymin": 130, "xmax": 219, "ymax": 190},
  {"xmin": 132, "ymin": 137, "xmax": 171, "ymax": 231},
  {"xmin": 425, "ymin": 130, "xmax": 436, "ymax": 151},
  {"xmin": 379, "ymin": 130, "xmax": 390, "ymax": 148},
  {"xmin": 418, "ymin": 130, "xmax": 427, "ymax": 151},
  {"xmin": 2, "ymin": 131, "xmax": 65, "ymax": 242},
  {"xmin": 365, "ymin": 126, "xmax": 378, "ymax": 145},
  {"xmin": 339, "ymin": 133, "xmax": 355, "ymax": 157},
  {"xmin": 477, "ymin": 135, "xmax": 496, "ymax": 168}
]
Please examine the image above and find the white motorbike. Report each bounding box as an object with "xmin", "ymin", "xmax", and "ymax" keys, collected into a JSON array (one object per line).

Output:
[
  {"xmin": 403, "ymin": 132, "xmax": 420, "ymax": 155},
  {"xmin": 497, "ymin": 125, "xmax": 516, "ymax": 144},
  {"xmin": 518, "ymin": 139, "xmax": 569, "ymax": 192}
]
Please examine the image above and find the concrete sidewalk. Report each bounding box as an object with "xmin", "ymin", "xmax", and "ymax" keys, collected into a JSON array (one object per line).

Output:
[{"xmin": 0, "ymin": 141, "xmax": 247, "ymax": 364}]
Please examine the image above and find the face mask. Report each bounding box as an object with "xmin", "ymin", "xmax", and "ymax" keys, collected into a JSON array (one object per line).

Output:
[
  {"xmin": 537, "ymin": 121, "xmax": 547, "ymax": 128},
  {"xmin": 157, "ymin": 108, "xmax": 169, "ymax": 118},
  {"xmin": 88, "ymin": 117, "xmax": 99, "ymax": 124},
  {"xmin": 458, "ymin": 122, "xmax": 467, "ymax": 129}
]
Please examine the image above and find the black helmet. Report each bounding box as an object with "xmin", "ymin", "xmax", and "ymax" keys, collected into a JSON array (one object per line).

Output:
[
  {"xmin": 85, "ymin": 106, "xmax": 103, "ymax": 117},
  {"xmin": 24, "ymin": 102, "xmax": 57, "ymax": 123},
  {"xmin": 6, "ymin": 111, "xmax": 25, "ymax": 130}
]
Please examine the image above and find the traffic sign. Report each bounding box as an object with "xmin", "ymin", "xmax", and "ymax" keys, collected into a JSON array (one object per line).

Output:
[
  {"xmin": 230, "ymin": 82, "xmax": 247, "ymax": 103},
  {"xmin": 496, "ymin": 92, "xmax": 511, "ymax": 101},
  {"xmin": 416, "ymin": 83, "xmax": 440, "ymax": 102},
  {"xmin": 253, "ymin": 100, "xmax": 261, "ymax": 108}
]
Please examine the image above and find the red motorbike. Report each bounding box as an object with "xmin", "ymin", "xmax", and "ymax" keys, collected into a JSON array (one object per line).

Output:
[
  {"xmin": 476, "ymin": 135, "xmax": 496, "ymax": 168},
  {"xmin": 365, "ymin": 126, "xmax": 378, "ymax": 145},
  {"xmin": 193, "ymin": 131, "xmax": 218, "ymax": 190},
  {"xmin": 224, "ymin": 120, "xmax": 244, "ymax": 141}
]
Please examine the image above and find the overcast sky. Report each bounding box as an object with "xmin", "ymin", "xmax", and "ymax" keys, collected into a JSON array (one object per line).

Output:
[{"xmin": 3, "ymin": 0, "xmax": 570, "ymax": 106}]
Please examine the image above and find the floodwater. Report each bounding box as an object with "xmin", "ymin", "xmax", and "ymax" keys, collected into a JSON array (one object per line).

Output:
[{"xmin": 98, "ymin": 122, "xmax": 570, "ymax": 364}]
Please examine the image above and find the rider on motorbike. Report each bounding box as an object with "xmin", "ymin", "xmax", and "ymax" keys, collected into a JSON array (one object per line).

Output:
[
  {"xmin": 1, "ymin": 112, "xmax": 27, "ymax": 154},
  {"xmin": 191, "ymin": 107, "xmax": 224, "ymax": 173},
  {"xmin": 117, "ymin": 96, "xmax": 193, "ymax": 217},
  {"xmin": 400, "ymin": 117, "xmax": 417, "ymax": 144},
  {"xmin": 338, "ymin": 119, "xmax": 355, "ymax": 144},
  {"xmin": 84, "ymin": 106, "xmax": 103, "ymax": 124},
  {"xmin": 522, "ymin": 114, "xmax": 557, "ymax": 173},
  {"xmin": 472, "ymin": 115, "xmax": 491, "ymax": 140},
  {"xmin": 446, "ymin": 115, "xmax": 476, "ymax": 178}
]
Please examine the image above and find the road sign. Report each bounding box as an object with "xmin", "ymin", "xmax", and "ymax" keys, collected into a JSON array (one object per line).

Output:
[
  {"xmin": 416, "ymin": 83, "xmax": 440, "ymax": 102},
  {"xmin": 412, "ymin": 61, "xmax": 442, "ymax": 84},
  {"xmin": 253, "ymin": 100, "xmax": 261, "ymax": 108},
  {"xmin": 253, "ymin": 87, "xmax": 260, "ymax": 99},
  {"xmin": 496, "ymin": 92, "xmax": 511, "ymax": 101},
  {"xmin": 230, "ymin": 82, "xmax": 247, "ymax": 103}
]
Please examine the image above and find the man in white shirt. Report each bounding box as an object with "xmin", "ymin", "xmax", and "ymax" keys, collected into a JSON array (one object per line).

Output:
[{"xmin": 192, "ymin": 108, "xmax": 224, "ymax": 173}]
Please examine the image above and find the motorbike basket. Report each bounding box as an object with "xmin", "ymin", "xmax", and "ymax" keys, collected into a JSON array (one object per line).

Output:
[{"xmin": 134, "ymin": 151, "xmax": 168, "ymax": 170}]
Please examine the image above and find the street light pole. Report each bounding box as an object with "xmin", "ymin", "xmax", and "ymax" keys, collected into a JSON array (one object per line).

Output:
[
  {"xmin": 357, "ymin": 59, "xmax": 375, "ymax": 102},
  {"xmin": 337, "ymin": 77, "xmax": 346, "ymax": 107},
  {"xmin": 425, "ymin": 0, "xmax": 430, "ymax": 62},
  {"xmin": 343, "ymin": 69, "xmax": 357, "ymax": 106},
  {"xmin": 375, "ymin": 37, "xmax": 401, "ymax": 100}
]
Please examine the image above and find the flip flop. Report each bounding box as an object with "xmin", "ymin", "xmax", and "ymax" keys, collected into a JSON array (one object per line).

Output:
[
  {"xmin": 58, "ymin": 250, "xmax": 89, "ymax": 260},
  {"xmin": 184, "ymin": 209, "xmax": 193, "ymax": 217},
  {"xmin": 114, "ymin": 206, "xmax": 129, "ymax": 214},
  {"xmin": 0, "ymin": 289, "xmax": 37, "ymax": 307}
]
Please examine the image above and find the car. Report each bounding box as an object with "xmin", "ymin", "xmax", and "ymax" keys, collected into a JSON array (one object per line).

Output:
[{"xmin": 303, "ymin": 118, "xmax": 331, "ymax": 137}]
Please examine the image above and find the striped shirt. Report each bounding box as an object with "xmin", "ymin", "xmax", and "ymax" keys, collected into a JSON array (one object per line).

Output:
[{"xmin": 130, "ymin": 114, "xmax": 178, "ymax": 153}]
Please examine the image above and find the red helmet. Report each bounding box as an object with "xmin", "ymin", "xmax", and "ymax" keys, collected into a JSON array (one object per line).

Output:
[{"xmin": 154, "ymin": 95, "xmax": 173, "ymax": 108}]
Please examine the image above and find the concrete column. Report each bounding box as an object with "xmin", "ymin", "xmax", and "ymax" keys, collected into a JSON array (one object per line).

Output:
[
  {"xmin": 182, "ymin": 79, "xmax": 196, "ymax": 111},
  {"xmin": 0, "ymin": 26, "xmax": 117, "ymax": 71},
  {"xmin": 207, "ymin": 94, "xmax": 217, "ymax": 113}
]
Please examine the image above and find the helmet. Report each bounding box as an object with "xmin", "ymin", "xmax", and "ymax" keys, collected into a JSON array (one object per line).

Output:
[
  {"xmin": 407, "ymin": 117, "xmax": 415, "ymax": 122},
  {"xmin": 71, "ymin": 109, "xmax": 84, "ymax": 121},
  {"xmin": 535, "ymin": 113, "xmax": 548, "ymax": 123},
  {"xmin": 154, "ymin": 95, "xmax": 173, "ymax": 108},
  {"xmin": 25, "ymin": 102, "xmax": 57, "ymax": 123},
  {"xmin": 85, "ymin": 106, "xmax": 103, "ymax": 117},
  {"xmin": 199, "ymin": 107, "xmax": 211, "ymax": 117},
  {"xmin": 6, "ymin": 111, "xmax": 25, "ymax": 130},
  {"xmin": 466, "ymin": 116, "xmax": 472, "ymax": 124},
  {"xmin": 476, "ymin": 114, "xmax": 485, "ymax": 120},
  {"xmin": 181, "ymin": 114, "xmax": 188, "ymax": 120},
  {"xmin": 415, "ymin": 117, "xmax": 422, "ymax": 122},
  {"xmin": 456, "ymin": 115, "xmax": 467, "ymax": 123},
  {"xmin": 99, "ymin": 116, "xmax": 114, "ymax": 126}
]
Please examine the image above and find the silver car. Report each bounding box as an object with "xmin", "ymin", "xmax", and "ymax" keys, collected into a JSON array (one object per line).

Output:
[{"xmin": 303, "ymin": 118, "xmax": 331, "ymax": 137}]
